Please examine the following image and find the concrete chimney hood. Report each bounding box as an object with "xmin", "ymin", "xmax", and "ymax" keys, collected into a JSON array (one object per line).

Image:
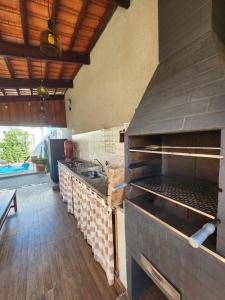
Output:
[
  {"xmin": 125, "ymin": 2, "xmax": 225, "ymax": 299},
  {"xmin": 127, "ymin": 0, "xmax": 225, "ymax": 136}
]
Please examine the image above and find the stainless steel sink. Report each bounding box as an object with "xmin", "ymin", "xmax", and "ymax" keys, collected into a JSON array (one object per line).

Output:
[{"xmin": 81, "ymin": 170, "xmax": 104, "ymax": 179}]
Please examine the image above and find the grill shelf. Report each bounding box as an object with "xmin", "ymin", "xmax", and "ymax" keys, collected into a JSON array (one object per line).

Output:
[
  {"xmin": 131, "ymin": 176, "xmax": 218, "ymax": 219},
  {"xmin": 129, "ymin": 146, "xmax": 223, "ymax": 159}
]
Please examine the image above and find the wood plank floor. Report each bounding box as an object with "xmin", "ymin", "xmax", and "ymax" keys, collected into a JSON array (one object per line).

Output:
[
  {"xmin": 0, "ymin": 183, "xmax": 118, "ymax": 300},
  {"xmin": 119, "ymin": 285, "xmax": 168, "ymax": 300}
]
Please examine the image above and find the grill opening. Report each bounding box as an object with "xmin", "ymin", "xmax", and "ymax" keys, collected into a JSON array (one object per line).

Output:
[
  {"xmin": 130, "ymin": 257, "xmax": 170, "ymax": 300},
  {"xmin": 127, "ymin": 130, "xmax": 221, "ymax": 253}
]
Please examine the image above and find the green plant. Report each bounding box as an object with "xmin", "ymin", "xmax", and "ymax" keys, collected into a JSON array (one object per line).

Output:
[
  {"xmin": 43, "ymin": 141, "xmax": 49, "ymax": 172},
  {"xmin": 44, "ymin": 139, "xmax": 48, "ymax": 157},
  {"xmin": 31, "ymin": 156, "xmax": 38, "ymax": 163},
  {"xmin": 34, "ymin": 157, "xmax": 50, "ymax": 173},
  {"xmin": 35, "ymin": 157, "xmax": 48, "ymax": 164},
  {"xmin": 0, "ymin": 129, "xmax": 30, "ymax": 163},
  {"xmin": 35, "ymin": 139, "xmax": 49, "ymax": 173}
]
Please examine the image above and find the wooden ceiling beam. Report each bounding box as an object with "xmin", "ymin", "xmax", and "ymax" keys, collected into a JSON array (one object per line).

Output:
[
  {"xmin": 69, "ymin": 0, "xmax": 90, "ymax": 50},
  {"xmin": 27, "ymin": 59, "xmax": 33, "ymax": 95},
  {"xmin": 58, "ymin": 63, "xmax": 66, "ymax": 80},
  {"xmin": 4, "ymin": 57, "xmax": 13, "ymax": 78},
  {"xmin": 4, "ymin": 57, "xmax": 21, "ymax": 96},
  {"xmin": 87, "ymin": 2, "xmax": 117, "ymax": 52},
  {"xmin": 0, "ymin": 41, "xmax": 90, "ymax": 64},
  {"xmin": 19, "ymin": 0, "xmax": 32, "ymax": 95},
  {"xmin": 117, "ymin": 0, "xmax": 130, "ymax": 9},
  {"xmin": 51, "ymin": 0, "xmax": 60, "ymax": 30},
  {"xmin": 19, "ymin": 0, "xmax": 29, "ymax": 44},
  {"xmin": 27, "ymin": 59, "xmax": 32, "ymax": 78},
  {"xmin": 45, "ymin": 0, "xmax": 60, "ymax": 80},
  {"xmin": 45, "ymin": 61, "xmax": 49, "ymax": 79},
  {"xmin": 0, "ymin": 89, "xmax": 6, "ymax": 96},
  {"xmin": 59, "ymin": 1, "xmax": 90, "ymax": 84},
  {"xmin": 0, "ymin": 95, "xmax": 64, "ymax": 103},
  {"xmin": 0, "ymin": 78, "xmax": 73, "ymax": 89}
]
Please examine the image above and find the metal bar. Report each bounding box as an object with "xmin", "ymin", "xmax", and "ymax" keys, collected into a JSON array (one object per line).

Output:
[
  {"xmin": 129, "ymin": 149, "xmax": 223, "ymax": 159},
  {"xmin": 143, "ymin": 145, "xmax": 221, "ymax": 150}
]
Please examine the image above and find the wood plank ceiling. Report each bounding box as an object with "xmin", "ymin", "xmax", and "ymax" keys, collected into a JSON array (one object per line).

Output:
[{"xmin": 0, "ymin": 0, "xmax": 129, "ymax": 102}]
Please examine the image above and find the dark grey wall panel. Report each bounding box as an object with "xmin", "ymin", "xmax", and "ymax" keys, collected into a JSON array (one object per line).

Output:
[
  {"xmin": 159, "ymin": 0, "xmax": 212, "ymax": 61},
  {"xmin": 126, "ymin": 200, "xmax": 225, "ymax": 300},
  {"xmin": 212, "ymin": 0, "xmax": 225, "ymax": 45},
  {"xmin": 127, "ymin": 0, "xmax": 225, "ymax": 137},
  {"xmin": 184, "ymin": 111, "xmax": 225, "ymax": 131},
  {"xmin": 127, "ymin": 32, "xmax": 225, "ymax": 136}
]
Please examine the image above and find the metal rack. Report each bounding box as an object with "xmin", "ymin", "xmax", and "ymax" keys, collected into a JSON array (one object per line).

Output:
[
  {"xmin": 129, "ymin": 145, "xmax": 223, "ymax": 160},
  {"xmin": 131, "ymin": 175, "xmax": 218, "ymax": 219}
]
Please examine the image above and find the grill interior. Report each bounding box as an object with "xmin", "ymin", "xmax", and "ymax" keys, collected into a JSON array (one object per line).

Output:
[
  {"xmin": 127, "ymin": 130, "xmax": 221, "ymax": 252},
  {"xmin": 131, "ymin": 175, "xmax": 218, "ymax": 218}
]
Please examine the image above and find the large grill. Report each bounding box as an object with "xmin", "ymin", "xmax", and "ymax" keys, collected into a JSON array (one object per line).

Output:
[
  {"xmin": 124, "ymin": 130, "xmax": 225, "ymax": 300},
  {"xmin": 125, "ymin": 1, "xmax": 225, "ymax": 298}
]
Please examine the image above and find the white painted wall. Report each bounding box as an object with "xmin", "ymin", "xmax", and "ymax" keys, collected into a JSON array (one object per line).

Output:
[{"xmin": 66, "ymin": 0, "xmax": 159, "ymax": 134}]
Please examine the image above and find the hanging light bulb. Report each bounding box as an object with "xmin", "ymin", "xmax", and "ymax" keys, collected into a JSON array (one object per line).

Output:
[
  {"xmin": 40, "ymin": 18, "xmax": 62, "ymax": 58},
  {"xmin": 39, "ymin": 101, "xmax": 47, "ymax": 119},
  {"xmin": 39, "ymin": 103, "xmax": 45, "ymax": 112},
  {"xmin": 37, "ymin": 80, "xmax": 49, "ymax": 99},
  {"xmin": 40, "ymin": 0, "xmax": 62, "ymax": 58}
]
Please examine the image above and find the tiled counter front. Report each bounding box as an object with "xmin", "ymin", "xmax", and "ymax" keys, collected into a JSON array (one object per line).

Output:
[
  {"xmin": 58, "ymin": 163, "xmax": 73, "ymax": 213},
  {"xmin": 58, "ymin": 162, "xmax": 114, "ymax": 286}
]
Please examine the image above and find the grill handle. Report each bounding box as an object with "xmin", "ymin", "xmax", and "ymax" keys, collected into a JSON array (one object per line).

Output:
[
  {"xmin": 112, "ymin": 182, "xmax": 129, "ymax": 192},
  {"xmin": 189, "ymin": 219, "xmax": 220, "ymax": 248}
]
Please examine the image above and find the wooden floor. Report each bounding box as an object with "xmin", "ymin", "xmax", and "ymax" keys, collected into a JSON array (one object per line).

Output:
[
  {"xmin": 0, "ymin": 183, "xmax": 118, "ymax": 300},
  {"xmin": 141, "ymin": 285, "xmax": 168, "ymax": 300},
  {"xmin": 119, "ymin": 285, "xmax": 168, "ymax": 300}
]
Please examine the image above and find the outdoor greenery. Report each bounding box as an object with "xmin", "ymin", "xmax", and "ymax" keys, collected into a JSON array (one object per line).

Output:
[{"xmin": 0, "ymin": 129, "xmax": 30, "ymax": 163}]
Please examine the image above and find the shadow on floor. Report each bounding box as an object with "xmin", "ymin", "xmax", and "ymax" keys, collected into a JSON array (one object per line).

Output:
[{"xmin": 0, "ymin": 173, "xmax": 50, "ymax": 190}]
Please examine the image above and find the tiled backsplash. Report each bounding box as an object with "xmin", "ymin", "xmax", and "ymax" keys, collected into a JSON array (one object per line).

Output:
[{"xmin": 72, "ymin": 125, "xmax": 126, "ymax": 169}]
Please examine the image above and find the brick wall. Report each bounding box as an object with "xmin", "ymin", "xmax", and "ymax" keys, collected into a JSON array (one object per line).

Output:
[{"xmin": 72, "ymin": 125, "xmax": 126, "ymax": 169}]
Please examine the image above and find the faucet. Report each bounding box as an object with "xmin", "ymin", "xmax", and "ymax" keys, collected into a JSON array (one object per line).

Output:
[{"xmin": 94, "ymin": 158, "xmax": 104, "ymax": 173}]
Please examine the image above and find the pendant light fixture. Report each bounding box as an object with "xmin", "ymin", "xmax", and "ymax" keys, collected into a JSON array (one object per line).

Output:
[
  {"xmin": 37, "ymin": 80, "xmax": 49, "ymax": 99},
  {"xmin": 37, "ymin": 62, "xmax": 49, "ymax": 99},
  {"xmin": 40, "ymin": 0, "xmax": 62, "ymax": 58},
  {"xmin": 39, "ymin": 101, "xmax": 47, "ymax": 119}
]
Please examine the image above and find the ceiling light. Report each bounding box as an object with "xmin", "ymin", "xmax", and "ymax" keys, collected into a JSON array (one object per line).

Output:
[
  {"xmin": 40, "ymin": 19, "xmax": 62, "ymax": 58},
  {"xmin": 37, "ymin": 80, "xmax": 49, "ymax": 99}
]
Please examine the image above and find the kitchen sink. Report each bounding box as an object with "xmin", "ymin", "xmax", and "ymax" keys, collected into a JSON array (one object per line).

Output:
[{"xmin": 81, "ymin": 170, "xmax": 104, "ymax": 179}]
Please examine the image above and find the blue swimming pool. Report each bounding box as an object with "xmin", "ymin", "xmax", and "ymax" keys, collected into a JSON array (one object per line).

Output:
[{"xmin": 0, "ymin": 163, "xmax": 31, "ymax": 174}]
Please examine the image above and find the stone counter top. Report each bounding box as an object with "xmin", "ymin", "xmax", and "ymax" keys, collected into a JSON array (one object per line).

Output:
[{"xmin": 58, "ymin": 160, "xmax": 108, "ymax": 200}]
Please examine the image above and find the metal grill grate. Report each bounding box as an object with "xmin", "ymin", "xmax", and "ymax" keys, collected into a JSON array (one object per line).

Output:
[{"xmin": 131, "ymin": 176, "xmax": 218, "ymax": 219}]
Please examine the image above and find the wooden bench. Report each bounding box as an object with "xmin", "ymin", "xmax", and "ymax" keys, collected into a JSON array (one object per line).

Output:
[{"xmin": 0, "ymin": 189, "xmax": 17, "ymax": 230}]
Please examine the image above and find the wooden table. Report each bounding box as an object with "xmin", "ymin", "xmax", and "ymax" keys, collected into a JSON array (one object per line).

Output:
[{"xmin": 0, "ymin": 189, "xmax": 17, "ymax": 230}]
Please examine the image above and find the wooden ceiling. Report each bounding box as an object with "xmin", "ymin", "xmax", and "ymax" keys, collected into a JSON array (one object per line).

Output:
[{"xmin": 0, "ymin": 0, "xmax": 129, "ymax": 101}]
